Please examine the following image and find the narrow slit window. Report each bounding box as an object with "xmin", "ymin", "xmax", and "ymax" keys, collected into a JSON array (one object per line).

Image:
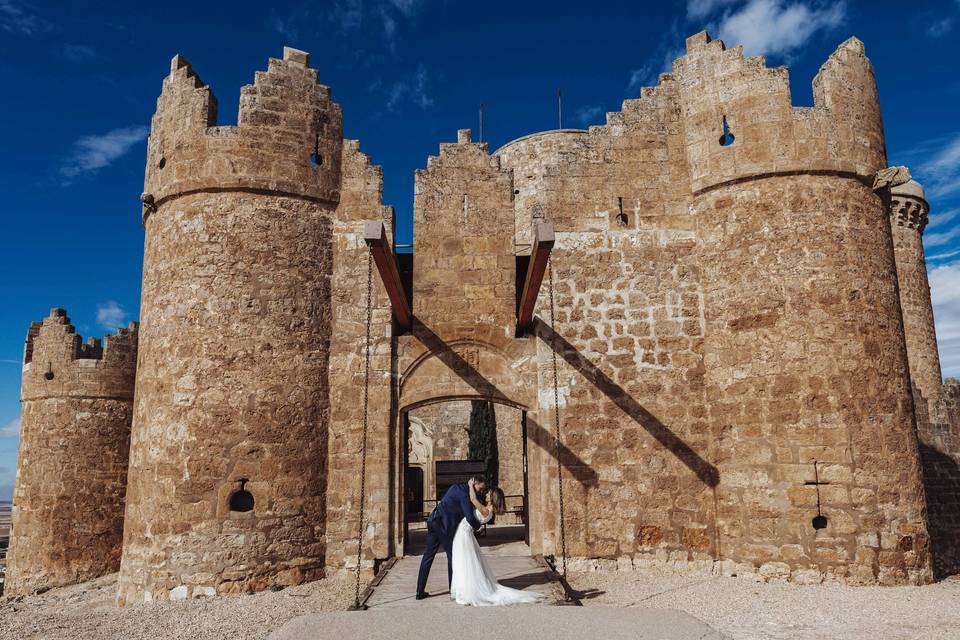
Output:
[
  {"xmin": 616, "ymin": 197, "xmax": 628, "ymax": 227},
  {"xmin": 719, "ymin": 115, "xmax": 735, "ymax": 146},
  {"xmin": 310, "ymin": 135, "xmax": 323, "ymax": 165}
]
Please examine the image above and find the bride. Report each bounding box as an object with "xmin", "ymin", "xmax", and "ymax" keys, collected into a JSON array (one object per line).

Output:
[{"xmin": 449, "ymin": 479, "xmax": 544, "ymax": 606}]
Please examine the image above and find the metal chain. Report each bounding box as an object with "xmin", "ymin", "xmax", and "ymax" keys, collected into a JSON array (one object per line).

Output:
[
  {"xmin": 353, "ymin": 252, "xmax": 373, "ymax": 609},
  {"xmin": 548, "ymin": 258, "xmax": 569, "ymax": 582}
]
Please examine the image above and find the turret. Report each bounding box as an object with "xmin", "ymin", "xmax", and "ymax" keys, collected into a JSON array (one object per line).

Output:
[
  {"xmin": 118, "ymin": 47, "xmax": 342, "ymax": 604},
  {"xmin": 685, "ymin": 33, "xmax": 932, "ymax": 584},
  {"xmin": 6, "ymin": 309, "xmax": 137, "ymax": 596},
  {"xmin": 878, "ymin": 172, "xmax": 942, "ymax": 402}
]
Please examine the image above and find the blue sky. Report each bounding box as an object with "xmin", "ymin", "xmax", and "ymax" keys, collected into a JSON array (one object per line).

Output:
[{"xmin": 1, "ymin": 0, "xmax": 959, "ymax": 500}]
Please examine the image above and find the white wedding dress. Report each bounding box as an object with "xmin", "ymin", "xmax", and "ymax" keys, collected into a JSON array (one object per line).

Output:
[{"xmin": 449, "ymin": 508, "xmax": 544, "ymax": 606}]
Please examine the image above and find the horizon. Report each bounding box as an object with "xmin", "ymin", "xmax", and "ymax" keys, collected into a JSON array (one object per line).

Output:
[{"xmin": 1, "ymin": 0, "xmax": 959, "ymax": 500}]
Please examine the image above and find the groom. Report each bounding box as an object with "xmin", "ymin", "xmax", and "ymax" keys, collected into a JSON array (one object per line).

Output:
[{"xmin": 415, "ymin": 477, "xmax": 487, "ymax": 599}]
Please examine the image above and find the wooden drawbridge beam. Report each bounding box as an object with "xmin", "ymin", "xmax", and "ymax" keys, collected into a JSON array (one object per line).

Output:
[
  {"xmin": 364, "ymin": 221, "xmax": 412, "ymax": 330},
  {"xmin": 517, "ymin": 222, "xmax": 555, "ymax": 330}
]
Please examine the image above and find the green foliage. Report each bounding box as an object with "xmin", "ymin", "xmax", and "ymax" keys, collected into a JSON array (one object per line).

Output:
[{"xmin": 468, "ymin": 400, "xmax": 499, "ymax": 486}]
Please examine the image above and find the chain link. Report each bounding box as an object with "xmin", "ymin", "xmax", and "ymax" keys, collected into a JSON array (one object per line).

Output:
[
  {"xmin": 353, "ymin": 252, "xmax": 373, "ymax": 609},
  {"xmin": 548, "ymin": 259, "xmax": 568, "ymax": 581}
]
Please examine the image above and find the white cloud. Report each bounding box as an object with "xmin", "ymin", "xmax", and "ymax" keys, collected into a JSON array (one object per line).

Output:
[
  {"xmin": 0, "ymin": 417, "xmax": 19, "ymax": 438},
  {"xmin": 926, "ymin": 225, "xmax": 960, "ymax": 248},
  {"xmin": 0, "ymin": 0, "xmax": 52, "ymax": 36},
  {"xmin": 60, "ymin": 125, "xmax": 149, "ymax": 181},
  {"xmin": 96, "ymin": 301, "xmax": 129, "ymax": 330},
  {"xmin": 928, "ymin": 18, "xmax": 953, "ymax": 38},
  {"xmin": 930, "ymin": 260, "xmax": 960, "ymax": 377},
  {"xmin": 63, "ymin": 44, "xmax": 95, "ymax": 62},
  {"xmin": 574, "ymin": 105, "xmax": 604, "ymax": 126},
  {"xmin": 271, "ymin": 15, "xmax": 298, "ymax": 41},
  {"xmin": 625, "ymin": 47, "xmax": 682, "ymax": 96},
  {"xmin": 321, "ymin": 0, "xmax": 424, "ymax": 50},
  {"xmin": 385, "ymin": 64, "xmax": 432, "ymax": 111},
  {"xmin": 918, "ymin": 132, "xmax": 960, "ymax": 199},
  {"xmin": 331, "ymin": 0, "xmax": 363, "ymax": 32},
  {"xmin": 715, "ymin": 0, "xmax": 846, "ymax": 58},
  {"xmin": 929, "ymin": 247, "xmax": 960, "ymax": 263},
  {"xmin": 388, "ymin": 0, "xmax": 421, "ymax": 14},
  {"xmin": 687, "ymin": 0, "xmax": 739, "ymax": 19},
  {"xmin": 929, "ymin": 208, "xmax": 959, "ymax": 230},
  {"xmin": 380, "ymin": 7, "xmax": 396, "ymax": 39}
]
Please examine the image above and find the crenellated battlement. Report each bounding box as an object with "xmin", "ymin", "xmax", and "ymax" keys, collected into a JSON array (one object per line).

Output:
[
  {"xmin": 674, "ymin": 32, "xmax": 886, "ymax": 193},
  {"xmin": 141, "ymin": 46, "xmax": 343, "ymax": 222},
  {"xmin": 422, "ymin": 129, "xmax": 500, "ymax": 173},
  {"xmin": 339, "ymin": 139, "xmax": 392, "ymax": 220},
  {"xmin": 21, "ymin": 308, "xmax": 138, "ymax": 401}
]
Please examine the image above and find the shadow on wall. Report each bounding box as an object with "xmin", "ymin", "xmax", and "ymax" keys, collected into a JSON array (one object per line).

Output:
[
  {"xmin": 533, "ymin": 318, "xmax": 719, "ymax": 488},
  {"xmin": 413, "ymin": 323, "xmax": 516, "ymax": 406},
  {"xmin": 412, "ymin": 321, "xmax": 596, "ymax": 485},
  {"xmin": 527, "ymin": 417, "xmax": 598, "ymax": 487},
  {"xmin": 918, "ymin": 443, "xmax": 960, "ymax": 579},
  {"xmin": 411, "ymin": 319, "xmax": 717, "ymax": 489}
]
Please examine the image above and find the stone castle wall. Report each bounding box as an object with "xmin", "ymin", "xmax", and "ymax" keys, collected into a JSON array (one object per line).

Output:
[
  {"xmin": 695, "ymin": 175, "xmax": 928, "ymax": 584},
  {"xmin": 6, "ymin": 309, "xmax": 137, "ymax": 596},
  {"xmin": 10, "ymin": 31, "xmax": 956, "ymax": 597},
  {"xmin": 117, "ymin": 48, "xmax": 343, "ymax": 604},
  {"xmin": 323, "ymin": 139, "xmax": 394, "ymax": 573},
  {"xmin": 915, "ymin": 382, "xmax": 960, "ymax": 578},
  {"xmin": 489, "ymin": 33, "xmax": 931, "ymax": 583},
  {"xmin": 888, "ymin": 183, "xmax": 943, "ymax": 404}
]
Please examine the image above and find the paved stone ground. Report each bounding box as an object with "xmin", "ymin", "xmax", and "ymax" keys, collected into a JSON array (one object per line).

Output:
[
  {"xmin": 365, "ymin": 524, "xmax": 562, "ymax": 609},
  {"xmin": 269, "ymin": 607, "xmax": 726, "ymax": 640},
  {"xmin": 274, "ymin": 524, "xmax": 725, "ymax": 638}
]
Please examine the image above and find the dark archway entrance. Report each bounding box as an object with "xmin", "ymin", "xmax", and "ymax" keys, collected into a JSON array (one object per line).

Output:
[{"xmin": 401, "ymin": 400, "xmax": 530, "ymax": 556}]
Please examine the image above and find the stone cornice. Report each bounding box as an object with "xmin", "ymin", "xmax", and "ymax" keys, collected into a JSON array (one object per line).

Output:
[{"xmin": 889, "ymin": 194, "xmax": 929, "ymax": 233}]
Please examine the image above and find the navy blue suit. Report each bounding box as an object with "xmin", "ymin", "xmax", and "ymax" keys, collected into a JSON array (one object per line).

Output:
[{"xmin": 416, "ymin": 483, "xmax": 482, "ymax": 595}]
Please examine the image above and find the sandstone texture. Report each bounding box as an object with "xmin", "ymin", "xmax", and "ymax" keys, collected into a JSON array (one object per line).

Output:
[
  {"xmin": 8, "ymin": 32, "xmax": 960, "ymax": 602},
  {"xmin": 117, "ymin": 48, "xmax": 342, "ymax": 604},
  {"xmin": 6, "ymin": 310, "xmax": 137, "ymax": 596}
]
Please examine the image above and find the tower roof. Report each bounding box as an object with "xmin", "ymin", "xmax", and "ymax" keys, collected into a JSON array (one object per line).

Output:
[{"xmin": 890, "ymin": 178, "xmax": 926, "ymax": 202}]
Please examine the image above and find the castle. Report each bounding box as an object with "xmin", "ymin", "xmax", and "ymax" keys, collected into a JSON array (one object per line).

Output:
[{"xmin": 6, "ymin": 32, "xmax": 960, "ymax": 602}]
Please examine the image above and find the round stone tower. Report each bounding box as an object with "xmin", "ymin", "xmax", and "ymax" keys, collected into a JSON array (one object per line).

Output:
[
  {"xmin": 886, "ymin": 178, "xmax": 942, "ymax": 402},
  {"xmin": 683, "ymin": 34, "xmax": 932, "ymax": 584},
  {"xmin": 6, "ymin": 309, "xmax": 138, "ymax": 596},
  {"xmin": 117, "ymin": 47, "xmax": 342, "ymax": 604}
]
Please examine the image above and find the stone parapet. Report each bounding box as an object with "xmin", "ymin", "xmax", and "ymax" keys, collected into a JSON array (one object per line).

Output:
[
  {"xmin": 678, "ymin": 33, "xmax": 886, "ymax": 193},
  {"xmin": 141, "ymin": 47, "xmax": 342, "ymax": 221},
  {"xmin": 20, "ymin": 308, "xmax": 138, "ymax": 402}
]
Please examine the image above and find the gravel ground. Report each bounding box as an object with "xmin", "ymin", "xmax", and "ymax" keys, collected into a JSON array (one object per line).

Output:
[
  {"xmin": 0, "ymin": 572, "xmax": 357, "ymax": 640},
  {"xmin": 5, "ymin": 567, "xmax": 959, "ymax": 639},
  {"xmin": 569, "ymin": 569, "xmax": 960, "ymax": 640}
]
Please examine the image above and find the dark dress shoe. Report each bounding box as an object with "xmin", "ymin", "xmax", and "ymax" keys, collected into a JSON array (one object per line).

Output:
[{"xmin": 415, "ymin": 592, "xmax": 430, "ymax": 600}]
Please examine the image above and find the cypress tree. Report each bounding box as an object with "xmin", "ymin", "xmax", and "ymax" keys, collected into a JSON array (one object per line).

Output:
[{"xmin": 468, "ymin": 400, "xmax": 499, "ymax": 486}]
